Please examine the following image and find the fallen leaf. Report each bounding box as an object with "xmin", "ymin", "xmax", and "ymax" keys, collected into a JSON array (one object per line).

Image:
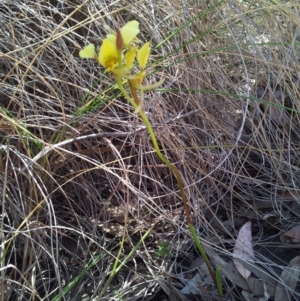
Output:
[
  {"xmin": 180, "ymin": 262, "xmax": 218, "ymax": 301},
  {"xmin": 241, "ymin": 290, "xmax": 260, "ymax": 301},
  {"xmin": 242, "ymin": 283, "xmax": 271, "ymax": 301},
  {"xmin": 203, "ymin": 242, "xmax": 276, "ymax": 297},
  {"xmin": 280, "ymin": 225, "xmax": 300, "ymax": 243},
  {"xmin": 275, "ymin": 255, "xmax": 300, "ymax": 301},
  {"xmin": 233, "ymin": 221, "xmax": 254, "ymax": 280},
  {"xmin": 180, "ymin": 272, "xmax": 203, "ymax": 295}
]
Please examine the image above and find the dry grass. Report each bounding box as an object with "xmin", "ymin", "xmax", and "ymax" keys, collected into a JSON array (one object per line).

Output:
[{"xmin": 1, "ymin": 0, "xmax": 300, "ymax": 300}]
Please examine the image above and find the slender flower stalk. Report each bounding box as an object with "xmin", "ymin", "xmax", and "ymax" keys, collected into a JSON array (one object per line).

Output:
[{"xmin": 79, "ymin": 20, "xmax": 221, "ymax": 295}]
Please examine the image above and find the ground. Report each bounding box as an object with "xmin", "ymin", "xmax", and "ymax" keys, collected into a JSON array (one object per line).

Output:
[{"xmin": 0, "ymin": 0, "xmax": 300, "ymax": 300}]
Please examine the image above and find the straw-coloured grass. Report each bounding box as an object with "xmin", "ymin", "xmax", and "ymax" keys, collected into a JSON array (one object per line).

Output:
[{"xmin": 1, "ymin": 0, "xmax": 300, "ymax": 300}]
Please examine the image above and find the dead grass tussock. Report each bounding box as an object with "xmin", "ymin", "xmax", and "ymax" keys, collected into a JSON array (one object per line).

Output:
[{"xmin": 1, "ymin": 0, "xmax": 300, "ymax": 300}]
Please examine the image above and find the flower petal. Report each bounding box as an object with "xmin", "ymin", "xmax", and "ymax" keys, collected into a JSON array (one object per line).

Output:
[
  {"xmin": 121, "ymin": 21, "xmax": 140, "ymax": 45},
  {"xmin": 98, "ymin": 38, "xmax": 118, "ymax": 70},
  {"xmin": 79, "ymin": 44, "xmax": 96, "ymax": 59},
  {"xmin": 133, "ymin": 72, "xmax": 146, "ymax": 87},
  {"xmin": 104, "ymin": 24, "xmax": 115, "ymax": 34},
  {"xmin": 125, "ymin": 47, "xmax": 138, "ymax": 69},
  {"xmin": 124, "ymin": 20, "xmax": 139, "ymax": 29},
  {"xmin": 137, "ymin": 42, "xmax": 150, "ymax": 70},
  {"xmin": 106, "ymin": 34, "xmax": 116, "ymax": 43}
]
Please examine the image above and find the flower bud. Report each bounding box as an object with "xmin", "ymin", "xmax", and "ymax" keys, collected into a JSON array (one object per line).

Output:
[{"xmin": 116, "ymin": 27, "xmax": 123, "ymax": 50}]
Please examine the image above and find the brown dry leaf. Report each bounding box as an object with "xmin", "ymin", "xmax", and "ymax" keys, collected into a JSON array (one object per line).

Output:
[
  {"xmin": 275, "ymin": 255, "xmax": 300, "ymax": 301},
  {"xmin": 280, "ymin": 225, "xmax": 300, "ymax": 243},
  {"xmin": 233, "ymin": 221, "xmax": 254, "ymax": 280}
]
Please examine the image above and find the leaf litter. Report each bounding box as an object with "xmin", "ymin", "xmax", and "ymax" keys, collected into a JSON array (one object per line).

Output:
[{"xmin": 233, "ymin": 221, "xmax": 255, "ymax": 280}]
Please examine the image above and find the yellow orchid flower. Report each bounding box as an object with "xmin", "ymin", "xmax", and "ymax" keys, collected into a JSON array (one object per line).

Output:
[
  {"xmin": 105, "ymin": 21, "xmax": 140, "ymax": 48},
  {"xmin": 137, "ymin": 42, "xmax": 150, "ymax": 70},
  {"xmin": 98, "ymin": 38, "xmax": 119, "ymax": 71}
]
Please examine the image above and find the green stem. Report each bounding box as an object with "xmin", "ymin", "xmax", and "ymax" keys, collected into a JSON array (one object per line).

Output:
[
  {"xmin": 216, "ymin": 266, "xmax": 223, "ymax": 297},
  {"xmin": 115, "ymin": 75, "xmax": 218, "ymax": 289},
  {"xmin": 116, "ymin": 76, "xmax": 191, "ymax": 219},
  {"xmin": 189, "ymin": 224, "xmax": 217, "ymax": 285}
]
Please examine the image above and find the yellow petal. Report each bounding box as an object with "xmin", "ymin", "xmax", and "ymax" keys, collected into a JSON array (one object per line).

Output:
[
  {"xmin": 79, "ymin": 44, "xmax": 96, "ymax": 59},
  {"xmin": 133, "ymin": 72, "xmax": 146, "ymax": 87},
  {"xmin": 106, "ymin": 34, "xmax": 116, "ymax": 43},
  {"xmin": 125, "ymin": 47, "xmax": 138, "ymax": 69},
  {"xmin": 124, "ymin": 20, "xmax": 139, "ymax": 29},
  {"xmin": 98, "ymin": 39, "xmax": 118, "ymax": 70},
  {"xmin": 121, "ymin": 21, "xmax": 140, "ymax": 45},
  {"xmin": 104, "ymin": 24, "xmax": 115, "ymax": 34},
  {"xmin": 137, "ymin": 42, "xmax": 150, "ymax": 70}
]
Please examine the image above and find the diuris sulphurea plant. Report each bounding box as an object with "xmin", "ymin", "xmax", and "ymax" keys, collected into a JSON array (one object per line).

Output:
[
  {"xmin": 79, "ymin": 20, "xmax": 162, "ymax": 111},
  {"xmin": 79, "ymin": 20, "xmax": 223, "ymax": 297}
]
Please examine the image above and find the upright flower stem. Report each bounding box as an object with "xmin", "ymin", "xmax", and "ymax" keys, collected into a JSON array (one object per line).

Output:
[
  {"xmin": 115, "ymin": 76, "xmax": 217, "ymax": 287},
  {"xmin": 116, "ymin": 77, "xmax": 191, "ymax": 221},
  {"xmin": 80, "ymin": 19, "xmax": 222, "ymax": 296}
]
